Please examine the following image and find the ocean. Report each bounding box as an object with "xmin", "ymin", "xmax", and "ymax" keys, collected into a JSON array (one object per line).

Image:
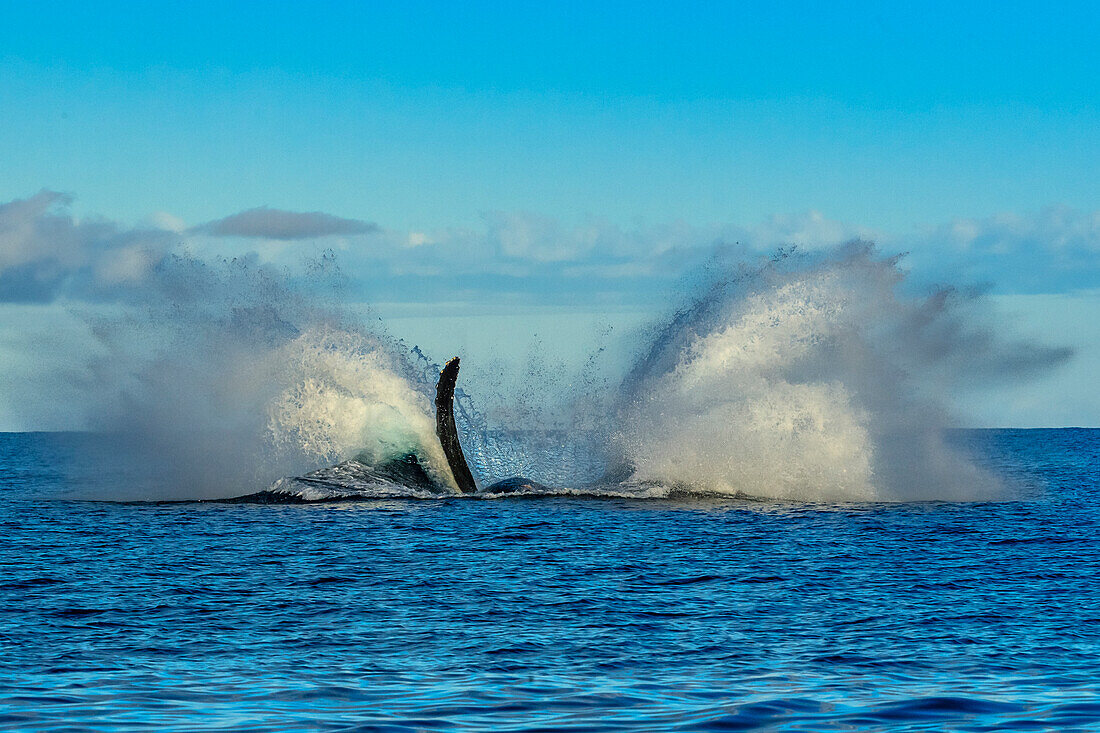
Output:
[{"xmin": 3, "ymin": 428, "xmax": 1099, "ymax": 731}]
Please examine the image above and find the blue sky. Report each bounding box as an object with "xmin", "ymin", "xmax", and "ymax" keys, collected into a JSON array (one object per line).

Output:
[
  {"xmin": 3, "ymin": 1, "xmax": 1099, "ymax": 229},
  {"xmin": 1, "ymin": 1, "xmax": 1098, "ymax": 427}
]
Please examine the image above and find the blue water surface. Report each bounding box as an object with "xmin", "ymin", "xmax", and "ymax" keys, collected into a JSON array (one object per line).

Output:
[{"xmin": 2, "ymin": 429, "xmax": 1099, "ymax": 731}]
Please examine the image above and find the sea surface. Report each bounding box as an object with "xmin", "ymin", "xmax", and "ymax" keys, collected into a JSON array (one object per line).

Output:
[{"xmin": 2, "ymin": 429, "xmax": 1099, "ymax": 731}]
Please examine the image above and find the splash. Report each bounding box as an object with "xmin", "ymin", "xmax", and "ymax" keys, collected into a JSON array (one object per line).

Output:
[
  {"xmin": 62, "ymin": 237, "xmax": 1066, "ymax": 503},
  {"xmin": 77, "ymin": 253, "xmax": 453, "ymax": 499},
  {"xmin": 267, "ymin": 325, "xmax": 455, "ymax": 489},
  {"xmin": 252, "ymin": 242, "xmax": 1068, "ymax": 503},
  {"xmin": 609, "ymin": 243, "xmax": 1069, "ymax": 501}
]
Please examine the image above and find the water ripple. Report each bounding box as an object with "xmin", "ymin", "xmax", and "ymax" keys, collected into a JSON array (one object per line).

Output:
[{"xmin": 1, "ymin": 430, "xmax": 1099, "ymax": 730}]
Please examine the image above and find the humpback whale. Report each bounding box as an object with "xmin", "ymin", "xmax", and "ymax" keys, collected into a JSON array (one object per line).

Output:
[
  {"xmin": 236, "ymin": 353, "xmax": 557, "ymax": 502},
  {"xmin": 434, "ymin": 357, "xmax": 478, "ymax": 493},
  {"xmin": 434, "ymin": 357, "xmax": 559, "ymax": 495}
]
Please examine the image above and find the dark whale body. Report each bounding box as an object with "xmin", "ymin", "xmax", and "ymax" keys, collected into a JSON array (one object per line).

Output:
[
  {"xmin": 434, "ymin": 357, "xmax": 478, "ymax": 493},
  {"xmin": 433, "ymin": 357, "xmax": 541, "ymax": 495}
]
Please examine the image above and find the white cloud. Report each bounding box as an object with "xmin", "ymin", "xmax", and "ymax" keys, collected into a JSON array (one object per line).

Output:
[
  {"xmin": 752, "ymin": 210, "xmax": 878, "ymax": 250},
  {"xmin": 3, "ymin": 191, "xmax": 1099, "ymax": 307},
  {"xmin": 147, "ymin": 211, "xmax": 186, "ymax": 233},
  {"xmin": 904, "ymin": 205, "xmax": 1100, "ymax": 293},
  {"xmin": 0, "ymin": 190, "xmax": 176, "ymax": 302}
]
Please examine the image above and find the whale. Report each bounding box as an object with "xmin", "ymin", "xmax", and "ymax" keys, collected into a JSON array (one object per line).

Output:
[
  {"xmin": 434, "ymin": 357, "xmax": 478, "ymax": 493},
  {"xmin": 433, "ymin": 357, "xmax": 559, "ymax": 494},
  {"xmin": 232, "ymin": 354, "xmax": 558, "ymax": 502}
]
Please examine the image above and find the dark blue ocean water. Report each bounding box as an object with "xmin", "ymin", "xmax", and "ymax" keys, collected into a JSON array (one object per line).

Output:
[{"xmin": 2, "ymin": 429, "xmax": 1099, "ymax": 731}]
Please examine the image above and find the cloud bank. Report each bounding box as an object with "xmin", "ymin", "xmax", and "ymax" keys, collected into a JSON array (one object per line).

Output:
[
  {"xmin": 0, "ymin": 191, "xmax": 177, "ymax": 303},
  {"xmin": 1, "ymin": 192, "xmax": 1099, "ymax": 308},
  {"xmin": 906, "ymin": 206, "xmax": 1100, "ymax": 294}
]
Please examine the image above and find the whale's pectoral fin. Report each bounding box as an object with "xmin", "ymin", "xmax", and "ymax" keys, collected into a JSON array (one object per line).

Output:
[{"xmin": 435, "ymin": 357, "xmax": 478, "ymax": 493}]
